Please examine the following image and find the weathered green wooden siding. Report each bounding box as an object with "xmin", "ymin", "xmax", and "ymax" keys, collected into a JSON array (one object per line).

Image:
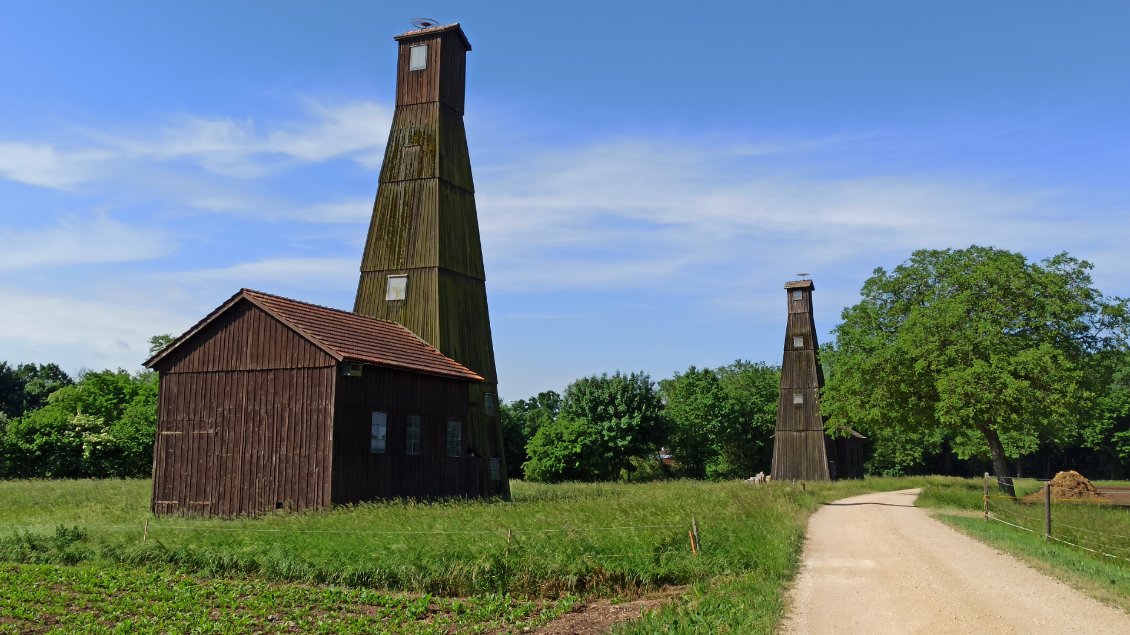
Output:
[{"xmin": 354, "ymin": 24, "xmax": 508, "ymax": 498}]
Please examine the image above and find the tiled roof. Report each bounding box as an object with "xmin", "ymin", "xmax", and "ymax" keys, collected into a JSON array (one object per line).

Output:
[
  {"xmin": 147, "ymin": 289, "xmax": 483, "ymax": 382},
  {"xmin": 784, "ymin": 279, "xmax": 815, "ymax": 290},
  {"xmin": 394, "ymin": 22, "xmax": 471, "ymax": 50}
]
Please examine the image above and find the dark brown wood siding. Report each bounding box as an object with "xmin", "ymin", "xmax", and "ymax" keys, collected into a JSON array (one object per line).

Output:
[
  {"xmin": 151, "ymin": 301, "xmax": 336, "ymax": 516},
  {"xmin": 331, "ymin": 366, "xmax": 478, "ymax": 502},
  {"xmin": 395, "ymin": 30, "xmax": 467, "ymax": 114},
  {"xmin": 772, "ymin": 284, "xmax": 831, "ymax": 481}
]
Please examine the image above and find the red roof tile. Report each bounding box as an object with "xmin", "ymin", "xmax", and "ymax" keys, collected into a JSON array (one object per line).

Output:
[{"xmin": 146, "ymin": 289, "xmax": 483, "ymax": 382}]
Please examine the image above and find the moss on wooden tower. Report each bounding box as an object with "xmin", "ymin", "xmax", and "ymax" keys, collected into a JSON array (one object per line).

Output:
[{"xmin": 354, "ymin": 23, "xmax": 508, "ymax": 498}]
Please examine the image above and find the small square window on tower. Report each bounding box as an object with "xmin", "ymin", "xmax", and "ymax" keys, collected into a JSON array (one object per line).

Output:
[
  {"xmin": 793, "ymin": 335, "xmax": 804, "ymax": 348},
  {"xmin": 386, "ymin": 275, "xmax": 407, "ymax": 301},
  {"xmin": 791, "ymin": 289, "xmax": 804, "ymax": 301},
  {"xmin": 409, "ymin": 44, "xmax": 427, "ymax": 71},
  {"xmin": 793, "ymin": 393, "xmax": 805, "ymax": 405}
]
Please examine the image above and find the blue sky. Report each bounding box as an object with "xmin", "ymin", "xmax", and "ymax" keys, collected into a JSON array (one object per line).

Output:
[{"xmin": 1, "ymin": 1, "xmax": 1128, "ymax": 400}]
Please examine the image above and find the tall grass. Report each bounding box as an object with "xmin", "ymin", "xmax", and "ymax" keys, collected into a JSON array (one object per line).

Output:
[
  {"xmin": 0, "ymin": 479, "xmax": 882, "ymax": 598},
  {"xmin": 0, "ymin": 477, "xmax": 933, "ymax": 633}
]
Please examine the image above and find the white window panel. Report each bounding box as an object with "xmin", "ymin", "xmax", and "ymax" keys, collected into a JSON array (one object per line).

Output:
[
  {"xmin": 386, "ymin": 275, "xmax": 408, "ymax": 301},
  {"xmin": 409, "ymin": 44, "xmax": 427, "ymax": 71}
]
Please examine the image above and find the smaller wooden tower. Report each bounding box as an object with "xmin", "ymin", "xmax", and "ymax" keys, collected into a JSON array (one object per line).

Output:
[{"xmin": 771, "ymin": 279, "xmax": 832, "ymax": 480}]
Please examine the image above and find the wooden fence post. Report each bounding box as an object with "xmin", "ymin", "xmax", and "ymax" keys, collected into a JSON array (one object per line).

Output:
[
  {"xmin": 1044, "ymin": 481, "xmax": 1052, "ymax": 541},
  {"xmin": 983, "ymin": 472, "xmax": 990, "ymax": 521}
]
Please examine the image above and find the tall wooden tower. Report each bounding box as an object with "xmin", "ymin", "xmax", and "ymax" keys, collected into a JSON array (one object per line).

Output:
[
  {"xmin": 354, "ymin": 23, "xmax": 508, "ymax": 498},
  {"xmin": 771, "ymin": 279, "xmax": 832, "ymax": 481}
]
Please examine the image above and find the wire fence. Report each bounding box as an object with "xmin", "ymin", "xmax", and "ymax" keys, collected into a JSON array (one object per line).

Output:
[{"xmin": 982, "ymin": 473, "xmax": 1130, "ymax": 564}]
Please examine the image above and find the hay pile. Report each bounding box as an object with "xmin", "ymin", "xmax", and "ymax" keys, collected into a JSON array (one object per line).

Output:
[{"xmin": 1024, "ymin": 470, "xmax": 1105, "ymax": 502}]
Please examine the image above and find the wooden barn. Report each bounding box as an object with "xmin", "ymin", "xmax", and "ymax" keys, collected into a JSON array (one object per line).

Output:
[
  {"xmin": 353, "ymin": 23, "xmax": 509, "ymax": 498},
  {"xmin": 771, "ymin": 280, "xmax": 865, "ymax": 480},
  {"xmin": 145, "ymin": 289, "xmax": 487, "ymax": 516}
]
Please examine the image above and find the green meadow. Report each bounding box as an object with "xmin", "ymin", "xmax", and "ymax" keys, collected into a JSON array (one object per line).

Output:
[{"xmin": 2, "ymin": 476, "xmax": 1128, "ymax": 633}]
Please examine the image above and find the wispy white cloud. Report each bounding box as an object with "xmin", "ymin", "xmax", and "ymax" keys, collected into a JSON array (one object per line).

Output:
[
  {"xmin": 0, "ymin": 100, "xmax": 391, "ymax": 190},
  {"xmin": 102, "ymin": 100, "xmax": 392, "ymax": 177},
  {"xmin": 476, "ymin": 138, "xmax": 1077, "ymax": 296},
  {"xmin": 0, "ymin": 286, "xmax": 190, "ymax": 371},
  {"xmin": 158, "ymin": 257, "xmax": 357, "ymax": 290},
  {"xmin": 0, "ymin": 215, "xmax": 173, "ymax": 270},
  {"xmin": 0, "ymin": 142, "xmax": 110, "ymax": 189}
]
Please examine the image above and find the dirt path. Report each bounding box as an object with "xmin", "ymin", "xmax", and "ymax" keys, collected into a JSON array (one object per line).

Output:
[{"xmin": 782, "ymin": 488, "xmax": 1130, "ymax": 634}]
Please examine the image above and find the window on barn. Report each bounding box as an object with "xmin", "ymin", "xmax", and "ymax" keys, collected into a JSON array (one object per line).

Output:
[
  {"xmin": 406, "ymin": 415, "xmax": 421, "ymax": 455},
  {"xmin": 490, "ymin": 457, "xmax": 501, "ymax": 482},
  {"xmin": 484, "ymin": 393, "xmax": 497, "ymax": 416},
  {"xmin": 370, "ymin": 412, "xmax": 387, "ymax": 453},
  {"xmin": 386, "ymin": 275, "xmax": 408, "ymax": 301},
  {"xmin": 791, "ymin": 289, "xmax": 803, "ymax": 301},
  {"xmin": 409, "ymin": 44, "xmax": 427, "ymax": 71},
  {"xmin": 793, "ymin": 393, "xmax": 804, "ymax": 405},
  {"xmin": 792, "ymin": 335, "xmax": 804, "ymax": 348},
  {"xmin": 446, "ymin": 419, "xmax": 462, "ymax": 457}
]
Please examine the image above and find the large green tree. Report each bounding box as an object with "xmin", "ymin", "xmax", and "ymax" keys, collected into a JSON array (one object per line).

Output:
[
  {"xmin": 661, "ymin": 366, "xmax": 738, "ymax": 478},
  {"xmin": 524, "ymin": 372, "xmax": 666, "ymax": 482},
  {"xmin": 714, "ymin": 360, "xmax": 779, "ymax": 477},
  {"xmin": 500, "ymin": 390, "xmax": 561, "ymax": 480},
  {"xmin": 823, "ymin": 246, "xmax": 1129, "ymax": 495}
]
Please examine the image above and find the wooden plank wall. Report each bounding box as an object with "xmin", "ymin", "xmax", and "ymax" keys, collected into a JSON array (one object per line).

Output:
[
  {"xmin": 152, "ymin": 301, "xmax": 336, "ymax": 516},
  {"xmin": 354, "ymin": 25, "xmax": 508, "ymax": 498},
  {"xmin": 332, "ymin": 366, "xmax": 479, "ymax": 502},
  {"xmin": 772, "ymin": 286, "xmax": 832, "ymax": 481},
  {"xmin": 395, "ymin": 30, "xmax": 467, "ymax": 114}
]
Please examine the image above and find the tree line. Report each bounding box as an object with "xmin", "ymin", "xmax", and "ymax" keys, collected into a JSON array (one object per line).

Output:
[
  {"xmin": 503, "ymin": 361, "xmax": 780, "ymax": 483},
  {"xmin": 0, "ymin": 336, "xmax": 171, "ymax": 478},
  {"xmin": 1, "ymin": 247, "xmax": 1127, "ymax": 487}
]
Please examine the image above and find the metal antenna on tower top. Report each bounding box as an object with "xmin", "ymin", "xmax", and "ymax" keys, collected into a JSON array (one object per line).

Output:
[
  {"xmin": 411, "ymin": 18, "xmax": 440, "ymax": 30},
  {"xmin": 797, "ymin": 272, "xmax": 810, "ymax": 278}
]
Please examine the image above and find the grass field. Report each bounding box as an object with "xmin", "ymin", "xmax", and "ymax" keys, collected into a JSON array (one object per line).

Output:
[
  {"xmin": 0, "ymin": 477, "xmax": 924, "ymax": 633},
  {"xmin": 4, "ymin": 475, "xmax": 1126, "ymax": 633}
]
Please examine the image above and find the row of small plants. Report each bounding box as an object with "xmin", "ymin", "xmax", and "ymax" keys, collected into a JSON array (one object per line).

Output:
[{"xmin": 0, "ymin": 562, "xmax": 575, "ymax": 634}]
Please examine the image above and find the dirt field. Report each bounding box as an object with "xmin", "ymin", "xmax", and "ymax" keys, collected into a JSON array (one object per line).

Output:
[
  {"xmin": 782, "ymin": 488, "xmax": 1130, "ymax": 634},
  {"xmin": 1098, "ymin": 486, "xmax": 1130, "ymax": 506}
]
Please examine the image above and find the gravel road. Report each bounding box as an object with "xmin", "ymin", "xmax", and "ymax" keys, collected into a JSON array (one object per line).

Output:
[{"xmin": 781, "ymin": 488, "xmax": 1130, "ymax": 634}]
